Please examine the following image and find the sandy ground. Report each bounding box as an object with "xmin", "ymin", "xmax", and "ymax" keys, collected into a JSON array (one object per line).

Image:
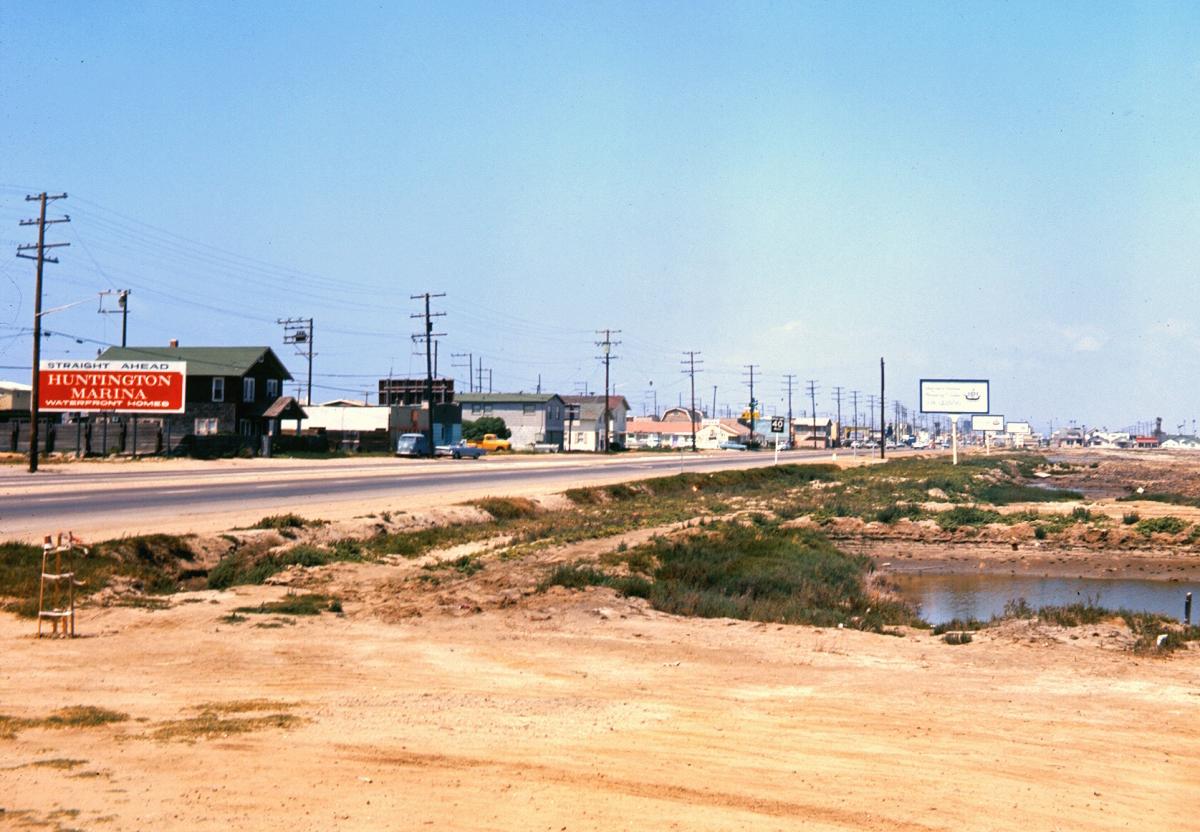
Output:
[{"xmin": 2, "ymin": 535, "xmax": 1198, "ymax": 832}]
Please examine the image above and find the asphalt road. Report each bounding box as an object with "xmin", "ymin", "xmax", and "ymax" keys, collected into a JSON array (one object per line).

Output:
[{"xmin": 0, "ymin": 448, "xmax": 854, "ymax": 541}]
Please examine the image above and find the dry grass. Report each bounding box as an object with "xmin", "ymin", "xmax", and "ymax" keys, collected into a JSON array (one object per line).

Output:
[
  {"xmin": 0, "ymin": 706, "xmax": 129, "ymax": 739},
  {"xmin": 150, "ymin": 700, "xmax": 303, "ymax": 743}
]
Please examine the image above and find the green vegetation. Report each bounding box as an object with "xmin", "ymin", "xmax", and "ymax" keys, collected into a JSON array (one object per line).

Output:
[
  {"xmin": 973, "ymin": 483, "xmax": 1083, "ymax": 505},
  {"xmin": 472, "ymin": 497, "xmax": 538, "ymax": 520},
  {"xmin": 935, "ymin": 506, "xmax": 1003, "ymax": 530},
  {"xmin": 0, "ymin": 535, "xmax": 196, "ymax": 617},
  {"xmin": 249, "ymin": 514, "xmax": 328, "ymax": 531},
  {"xmin": 540, "ymin": 522, "xmax": 918, "ymax": 632},
  {"xmin": 207, "ymin": 540, "xmax": 363, "ymax": 589},
  {"xmin": 1134, "ymin": 516, "xmax": 1190, "ymax": 537},
  {"xmin": 928, "ymin": 596, "xmax": 1200, "ymax": 655},
  {"xmin": 1117, "ymin": 491, "xmax": 1200, "ymax": 507},
  {"xmin": 1122, "ymin": 511, "xmax": 1140, "ymax": 525},
  {"xmin": 462, "ymin": 416, "xmax": 510, "ymax": 441},
  {"xmin": 233, "ymin": 593, "xmax": 338, "ymax": 616}
]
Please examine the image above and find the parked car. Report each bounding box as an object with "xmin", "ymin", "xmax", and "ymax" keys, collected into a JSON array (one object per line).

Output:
[
  {"xmin": 719, "ymin": 440, "xmax": 748, "ymax": 451},
  {"xmin": 467, "ymin": 433, "xmax": 511, "ymax": 452},
  {"xmin": 395, "ymin": 432, "xmax": 432, "ymax": 457},
  {"xmin": 436, "ymin": 440, "xmax": 486, "ymax": 459}
]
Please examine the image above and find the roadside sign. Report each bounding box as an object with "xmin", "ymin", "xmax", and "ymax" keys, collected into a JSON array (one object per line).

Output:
[
  {"xmin": 971, "ymin": 414, "xmax": 1005, "ymax": 432},
  {"xmin": 770, "ymin": 416, "xmax": 786, "ymax": 433},
  {"xmin": 1007, "ymin": 421, "xmax": 1032, "ymax": 435},
  {"xmin": 38, "ymin": 359, "xmax": 187, "ymax": 413},
  {"xmin": 919, "ymin": 379, "xmax": 989, "ymax": 414}
]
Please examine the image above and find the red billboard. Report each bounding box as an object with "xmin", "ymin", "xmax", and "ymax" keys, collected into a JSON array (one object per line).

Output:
[{"xmin": 38, "ymin": 360, "xmax": 187, "ymax": 413}]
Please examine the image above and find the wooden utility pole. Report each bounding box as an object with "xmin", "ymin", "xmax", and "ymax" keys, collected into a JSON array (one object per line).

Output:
[
  {"xmin": 806, "ymin": 380, "xmax": 819, "ymax": 449},
  {"xmin": 742, "ymin": 365, "xmax": 759, "ymax": 441},
  {"xmin": 681, "ymin": 351, "xmax": 702, "ymax": 451},
  {"xmin": 879, "ymin": 357, "xmax": 886, "ymax": 460},
  {"xmin": 832, "ymin": 386, "xmax": 844, "ymax": 447},
  {"xmin": 595, "ymin": 329, "xmax": 621, "ymax": 452},
  {"xmin": 411, "ymin": 293, "xmax": 446, "ymax": 457},
  {"xmin": 277, "ymin": 317, "xmax": 314, "ymax": 405},
  {"xmin": 17, "ymin": 192, "xmax": 70, "ymax": 474},
  {"xmin": 783, "ymin": 374, "xmax": 796, "ymax": 447}
]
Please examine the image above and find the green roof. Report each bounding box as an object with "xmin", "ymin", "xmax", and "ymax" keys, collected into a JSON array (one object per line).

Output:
[
  {"xmin": 458, "ymin": 392, "xmax": 563, "ymax": 405},
  {"xmin": 97, "ymin": 346, "xmax": 292, "ymax": 380}
]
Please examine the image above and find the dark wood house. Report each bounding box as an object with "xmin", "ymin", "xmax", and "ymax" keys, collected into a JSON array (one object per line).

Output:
[{"xmin": 97, "ymin": 345, "xmax": 306, "ymax": 440}]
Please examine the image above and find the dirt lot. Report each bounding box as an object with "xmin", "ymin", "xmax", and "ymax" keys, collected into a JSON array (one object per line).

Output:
[
  {"xmin": 1, "ymin": 546, "xmax": 1197, "ymax": 830},
  {"xmin": 2, "ymin": 450, "xmax": 1198, "ymax": 830}
]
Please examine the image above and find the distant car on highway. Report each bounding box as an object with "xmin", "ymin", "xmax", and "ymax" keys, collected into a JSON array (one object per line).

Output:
[
  {"xmin": 437, "ymin": 440, "xmax": 487, "ymax": 459},
  {"xmin": 719, "ymin": 440, "xmax": 748, "ymax": 451}
]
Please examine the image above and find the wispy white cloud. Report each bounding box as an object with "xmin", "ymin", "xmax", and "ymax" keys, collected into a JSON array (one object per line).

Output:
[{"xmin": 1058, "ymin": 325, "xmax": 1106, "ymax": 353}]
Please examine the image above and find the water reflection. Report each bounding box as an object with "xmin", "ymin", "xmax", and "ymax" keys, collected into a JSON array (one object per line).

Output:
[{"xmin": 888, "ymin": 573, "xmax": 1198, "ymax": 626}]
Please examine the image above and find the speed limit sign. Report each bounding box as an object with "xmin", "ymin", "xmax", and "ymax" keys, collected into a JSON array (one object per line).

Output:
[{"xmin": 770, "ymin": 417, "xmax": 785, "ymax": 433}]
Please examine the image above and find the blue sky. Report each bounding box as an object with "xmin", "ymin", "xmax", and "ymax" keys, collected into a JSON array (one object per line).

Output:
[{"xmin": 2, "ymin": 2, "xmax": 1198, "ymax": 432}]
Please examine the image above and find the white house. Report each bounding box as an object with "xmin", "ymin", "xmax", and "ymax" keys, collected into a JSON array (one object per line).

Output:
[
  {"xmin": 459, "ymin": 393, "xmax": 565, "ymax": 449},
  {"xmin": 562, "ymin": 395, "xmax": 629, "ymax": 451}
]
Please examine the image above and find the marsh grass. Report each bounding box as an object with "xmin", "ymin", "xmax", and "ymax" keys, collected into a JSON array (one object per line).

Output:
[
  {"xmin": 1134, "ymin": 516, "xmax": 1190, "ymax": 537},
  {"xmin": 208, "ymin": 539, "xmax": 364, "ymax": 589},
  {"xmin": 541, "ymin": 523, "xmax": 919, "ymax": 632},
  {"xmin": 233, "ymin": 593, "xmax": 336, "ymax": 616},
  {"xmin": 249, "ymin": 513, "xmax": 329, "ymax": 530},
  {"xmin": 472, "ymin": 497, "xmax": 538, "ymax": 520}
]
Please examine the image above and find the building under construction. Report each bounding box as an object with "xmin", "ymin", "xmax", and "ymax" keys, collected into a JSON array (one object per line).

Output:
[{"xmin": 378, "ymin": 377, "xmax": 455, "ymax": 406}]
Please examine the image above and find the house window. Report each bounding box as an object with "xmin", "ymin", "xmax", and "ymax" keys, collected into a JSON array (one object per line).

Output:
[
  {"xmin": 471, "ymin": 405, "xmax": 481, "ymax": 414},
  {"xmin": 194, "ymin": 418, "xmax": 218, "ymax": 436},
  {"xmin": 523, "ymin": 404, "xmax": 535, "ymax": 414},
  {"xmin": 266, "ymin": 379, "xmax": 279, "ymax": 398},
  {"xmin": 239, "ymin": 419, "xmax": 253, "ymax": 436},
  {"xmin": 243, "ymin": 377, "xmax": 255, "ymax": 402},
  {"xmin": 212, "ymin": 378, "xmax": 224, "ymax": 402}
]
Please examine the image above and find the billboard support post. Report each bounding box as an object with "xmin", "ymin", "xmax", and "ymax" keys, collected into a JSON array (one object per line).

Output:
[{"xmin": 952, "ymin": 418, "xmax": 958, "ymax": 465}]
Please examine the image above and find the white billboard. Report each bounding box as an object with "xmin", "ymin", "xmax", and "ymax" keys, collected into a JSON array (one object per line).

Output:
[
  {"xmin": 1007, "ymin": 421, "xmax": 1032, "ymax": 435},
  {"xmin": 971, "ymin": 414, "xmax": 1005, "ymax": 432},
  {"xmin": 919, "ymin": 379, "xmax": 990, "ymax": 414}
]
